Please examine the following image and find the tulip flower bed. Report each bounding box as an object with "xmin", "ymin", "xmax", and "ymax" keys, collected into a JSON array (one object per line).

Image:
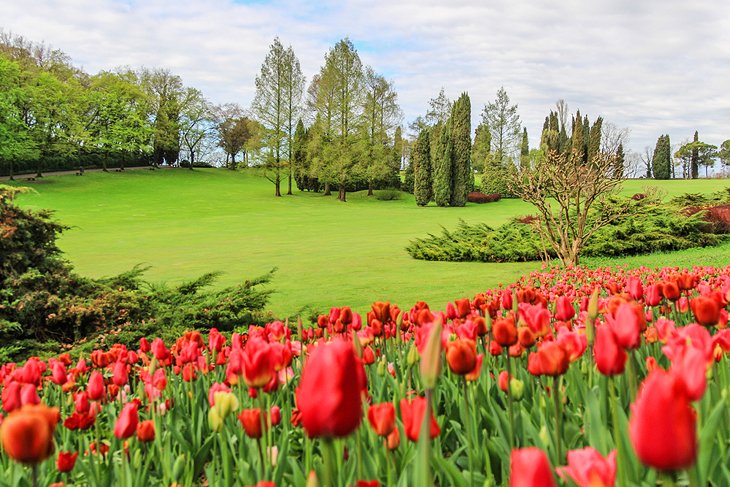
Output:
[{"xmin": 1, "ymin": 265, "xmax": 730, "ymax": 487}]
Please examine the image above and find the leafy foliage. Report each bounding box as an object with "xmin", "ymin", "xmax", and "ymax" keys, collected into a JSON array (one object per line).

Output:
[{"xmin": 407, "ymin": 192, "xmax": 730, "ymax": 263}]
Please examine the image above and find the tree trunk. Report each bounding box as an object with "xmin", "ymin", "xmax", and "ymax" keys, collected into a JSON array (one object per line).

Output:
[
  {"xmin": 8, "ymin": 160, "xmax": 14, "ymax": 180},
  {"xmin": 231, "ymin": 153, "xmax": 236, "ymax": 170},
  {"xmin": 36, "ymin": 159, "xmax": 43, "ymax": 178},
  {"xmin": 120, "ymin": 152, "xmax": 125, "ymax": 171},
  {"xmin": 324, "ymin": 182, "xmax": 331, "ymax": 196},
  {"xmin": 339, "ymin": 185, "xmax": 347, "ymax": 202},
  {"xmin": 287, "ymin": 171, "xmax": 293, "ymax": 195},
  {"xmin": 189, "ymin": 150, "xmax": 194, "ymax": 170},
  {"xmin": 367, "ymin": 181, "xmax": 374, "ymax": 196},
  {"xmin": 275, "ymin": 179, "xmax": 281, "ymax": 197}
]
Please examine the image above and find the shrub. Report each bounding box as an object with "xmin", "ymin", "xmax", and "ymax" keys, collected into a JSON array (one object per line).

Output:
[
  {"xmin": 467, "ymin": 192, "xmax": 501, "ymax": 204},
  {"xmin": 375, "ymin": 189, "xmax": 402, "ymax": 201}
]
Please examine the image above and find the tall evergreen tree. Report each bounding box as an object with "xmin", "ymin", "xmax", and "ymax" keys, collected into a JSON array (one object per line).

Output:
[
  {"xmin": 613, "ymin": 143, "xmax": 625, "ymax": 178},
  {"xmin": 520, "ymin": 127, "xmax": 529, "ymax": 168},
  {"xmin": 432, "ymin": 120, "xmax": 453, "ymax": 207},
  {"xmin": 292, "ymin": 119, "xmax": 309, "ymax": 190},
  {"xmin": 449, "ymin": 93, "xmax": 471, "ymax": 206},
  {"xmin": 391, "ymin": 126, "xmax": 403, "ymax": 188},
  {"xmin": 691, "ymin": 130, "xmax": 699, "ymax": 179},
  {"xmin": 570, "ymin": 110, "xmax": 584, "ymax": 162},
  {"xmin": 652, "ymin": 134, "xmax": 671, "ymax": 180},
  {"xmin": 472, "ymin": 121, "xmax": 491, "ymax": 173},
  {"xmin": 413, "ymin": 129, "xmax": 432, "ymax": 206},
  {"xmin": 587, "ymin": 116, "xmax": 603, "ymax": 162}
]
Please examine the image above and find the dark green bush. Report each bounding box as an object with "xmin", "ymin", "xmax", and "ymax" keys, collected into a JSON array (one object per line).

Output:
[{"xmin": 375, "ymin": 189, "xmax": 402, "ymax": 201}]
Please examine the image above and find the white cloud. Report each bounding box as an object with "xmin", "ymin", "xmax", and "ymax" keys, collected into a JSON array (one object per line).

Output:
[{"xmin": 2, "ymin": 0, "xmax": 729, "ymax": 153}]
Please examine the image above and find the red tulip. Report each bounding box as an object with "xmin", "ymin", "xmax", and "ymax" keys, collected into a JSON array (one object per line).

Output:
[
  {"xmin": 594, "ymin": 326, "xmax": 627, "ymax": 376},
  {"xmin": 57, "ymin": 451, "xmax": 78, "ymax": 473},
  {"xmin": 242, "ymin": 338, "xmax": 275, "ymax": 389},
  {"xmin": 399, "ymin": 397, "xmax": 440, "ymax": 442},
  {"xmin": 114, "ymin": 402, "xmax": 139, "ymax": 439},
  {"xmin": 112, "ymin": 361, "xmax": 128, "ymax": 387},
  {"xmin": 295, "ymin": 340, "xmax": 366, "ymax": 438},
  {"xmin": 554, "ymin": 295, "xmax": 576, "ymax": 322},
  {"xmin": 0, "ymin": 404, "xmax": 60, "ymax": 464},
  {"xmin": 446, "ymin": 339, "xmax": 477, "ymax": 375},
  {"xmin": 493, "ymin": 317, "xmax": 518, "ymax": 347},
  {"xmin": 238, "ymin": 408, "xmax": 265, "ymax": 439},
  {"xmin": 629, "ymin": 370, "xmax": 697, "ymax": 471},
  {"xmin": 645, "ymin": 284, "xmax": 662, "ymax": 306},
  {"xmin": 510, "ymin": 447, "xmax": 556, "ymax": 487},
  {"xmin": 87, "ymin": 371, "xmax": 105, "ymax": 401},
  {"xmin": 269, "ymin": 405, "xmax": 281, "ymax": 426},
  {"xmin": 607, "ymin": 303, "xmax": 643, "ymax": 350},
  {"xmin": 136, "ymin": 420, "xmax": 155, "ymax": 442},
  {"xmin": 51, "ymin": 362, "xmax": 67, "ymax": 386},
  {"xmin": 690, "ymin": 296, "xmax": 721, "ymax": 327},
  {"xmin": 528, "ymin": 341, "xmax": 569, "ymax": 377},
  {"xmin": 557, "ymin": 447, "xmax": 616, "ymax": 487},
  {"xmin": 367, "ymin": 402, "xmax": 396, "ymax": 437},
  {"xmin": 663, "ymin": 281, "xmax": 680, "ymax": 301}
]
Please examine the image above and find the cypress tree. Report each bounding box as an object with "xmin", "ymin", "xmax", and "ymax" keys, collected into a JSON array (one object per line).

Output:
[
  {"xmin": 691, "ymin": 130, "xmax": 699, "ymax": 179},
  {"xmin": 432, "ymin": 120, "xmax": 453, "ymax": 207},
  {"xmin": 571, "ymin": 110, "xmax": 585, "ymax": 162},
  {"xmin": 292, "ymin": 119, "xmax": 308, "ymax": 191},
  {"xmin": 391, "ymin": 126, "xmax": 403, "ymax": 188},
  {"xmin": 587, "ymin": 116, "xmax": 603, "ymax": 162},
  {"xmin": 472, "ymin": 122, "xmax": 491, "ymax": 173},
  {"xmin": 582, "ymin": 114, "xmax": 590, "ymax": 163},
  {"xmin": 520, "ymin": 127, "xmax": 529, "ymax": 168},
  {"xmin": 450, "ymin": 93, "xmax": 471, "ymax": 207},
  {"xmin": 614, "ymin": 143, "xmax": 625, "ymax": 178},
  {"xmin": 652, "ymin": 134, "xmax": 671, "ymax": 180},
  {"xmin": 413, "ymin": 129, "xmax": 432, "ymax": 205}
]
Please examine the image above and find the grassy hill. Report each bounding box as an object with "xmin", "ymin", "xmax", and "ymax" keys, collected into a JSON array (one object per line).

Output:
[{"xmin": 10, "ymin": 169, "xmax": 730, "ymax": 317}]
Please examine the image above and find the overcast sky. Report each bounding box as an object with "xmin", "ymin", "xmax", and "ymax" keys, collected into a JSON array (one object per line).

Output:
[{"xmin": 3, "ymin": 0, "xmax": 729, "ymax": 154}]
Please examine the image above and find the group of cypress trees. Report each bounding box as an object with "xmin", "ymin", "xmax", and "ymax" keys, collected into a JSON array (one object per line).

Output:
[
  {"xmin": 540, "ymin": 109, "xmax": 603, "ymax": 163},
  {"xmin": 413, "ymin": 93, "xmax": 472, "ymax": 207}
]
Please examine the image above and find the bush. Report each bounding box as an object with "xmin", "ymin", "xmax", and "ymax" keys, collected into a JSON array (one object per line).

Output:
[
  {"xmin": 0, "ymin": 186, "xmax": 273, "ymax": 360},
  {"xmin": 467, "ymin": 192, "xmax": 501, "ymax": 204},
  {"xmin": 375, "ymin": 189, "xmax": 402, "ymax": 201},
  {"xmin": 407, "ymin": 193, "xmax": 729, "ymax": 263}
]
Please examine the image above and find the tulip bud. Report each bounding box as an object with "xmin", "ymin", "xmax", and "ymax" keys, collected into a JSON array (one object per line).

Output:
[
  {"xmin": 377, "ymin": 357, "xmax": 387, "ymax": 377},
  {"xmin": 420, "ymin": 320, "xmax": 443, "ymax": 389},
  {"xmin": 509, "ymin": 379, "xmax": 525, "ymax": 401},
  {"xmin": 172, "ymin": 454, "xmax": 186, "ymax": 481},
  {"xmin": 306, "ymin": 471, "xmax": 319, "ymax": 487},
  {"xmin": 406, "ymin": 344, "xmax": 420, "ymax": 367}
]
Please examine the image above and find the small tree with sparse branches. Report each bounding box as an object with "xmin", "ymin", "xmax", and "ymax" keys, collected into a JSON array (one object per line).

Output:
[{"xmin": 509, "ymin": 148, "xmax": 628, "ymax": 266}]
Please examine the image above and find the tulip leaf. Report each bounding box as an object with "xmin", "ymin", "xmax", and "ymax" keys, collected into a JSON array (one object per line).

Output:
[
  {"xmin": 431, "ymin": 454, "xmax": 468, "ymax": 487},
  {"xmin": 697, "ymin": 399, "xmax": 725, "ymax": 484}
]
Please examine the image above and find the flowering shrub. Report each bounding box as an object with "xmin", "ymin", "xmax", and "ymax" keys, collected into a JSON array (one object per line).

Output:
[{"xmin": 1, "ymin": 264, "xmax": 729, "ymax": 486}]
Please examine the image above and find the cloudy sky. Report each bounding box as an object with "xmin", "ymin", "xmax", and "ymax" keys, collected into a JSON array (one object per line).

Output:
[{"xmin": 3, "ymin": 0, "xmax": 729, "ymax": 155}]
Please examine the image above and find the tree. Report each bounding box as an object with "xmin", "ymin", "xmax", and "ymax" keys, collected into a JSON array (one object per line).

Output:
[
  {"xmin": 471, "ymin": 121, "xmax": 491, "ymax": 173},
  {"xmin": 482, "ymin": 87, "xmax": 521, "ymax": 164},
  {"xmin": 360, "ymin": 67, "xmax": 401, "ymax": 195},
  {"xmin": 509, "ymin": 115, "xmax": 628, "ymax": 266},
  {"xmin": 432, "ymin": 120, "xmax": 452, "ymax": 207},
  {"xmin": 675, "ymin": 139, "xmax": 717, "ymax": 178},
  {"xmin": 140, "ymin": 68, "xmax": 185, "ymax": 167},
  {"xmin": 425, "ymin": 87, "xmax": 452, "ymax": 126},
  {"xmin": 640, "ymin": 146, "xmax": 654, "ymax": 178},
  {"xmin": 252, "ymin": 38, "xmax": 294, "ymax": 196},
  {"xmin": 510, "ymin": 149, "xmax": 626, "ymax": 266},
  {"xmin": 292, "ymin": 119, "xmax": 313, "ymax": 191},
  {"xmin": 178, "ymin": 87, "xmax": 211, "ymax": 169},
  {"xmin": 691, "ymin": 131, "xmax": 699, "ymax": 179},
  {"xmin": 214, "ymin": 104, "xmax": 252, "ymax": 168},
  {"xmin": 718, "ymin": 140, "xmax": 730, "ymax": 170},
  {"xmin": 570, "ymin": 109, "xmax": 585, "ymax": 163},
  {"xmin": 0, "ymin": 57, "xmax": 36, "ymax": 178},
  {"xmin": 309, "ymin": 38, "xmax": 364, "ymax": 202},
  {"xmin": 520, "ymin": 127, "xmax": 529, "ymax": 169},
  {"xmin": 413, "ymin": 129, "xmax": 432, "ymax": 206},
  {"xmin": 87, "ymin": 71, "xmax": 152, "ymax": 171},
  {"xmin": 652, "ymin": 135, "xmax": 671, "ymax": 179},
  {"xmin": 449, "ymin": 93, "xmax": 471, "ymax": 206},
  {"xmin": 282, "ymin": 46, "xmax": 305, "ymax": 194}
]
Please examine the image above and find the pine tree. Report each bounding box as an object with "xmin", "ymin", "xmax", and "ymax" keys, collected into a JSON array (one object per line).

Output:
[
  {"xmin": 292, "ymin": 119, "xmax": 308, "ymax": 190},
  {"xmin": 449, "ymin": 93, "xmax": 471, "ymax": 207},
  {"xmin": 390, "ymin": 126, "xmax": 403, "ymax": 189},
  {"xmin": 413, "ymin": 129, "xmax": 432, "ymax": 205},
  {"xmin": 520, "ymin": 127, "xmax": 529, "ymax": 168},
  {"xmin": 652, "ymin": 134, "xmax": 671, "ymax": 180},
  {"xmin": 432, "ymin": 120, "xmax": 453, "ymax": 207},
  {"xmin": 613, "ymin": 143, "xmax": 625, "ymax": 178},
  {"xmin": 582, "ymin": 115, "xmax": 590, "ymax": 163}
]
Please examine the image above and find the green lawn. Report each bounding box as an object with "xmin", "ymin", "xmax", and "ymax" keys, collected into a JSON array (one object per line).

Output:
[{"xmin": 10, "ymin": 169, "xmax": 730, "ymax": 317}]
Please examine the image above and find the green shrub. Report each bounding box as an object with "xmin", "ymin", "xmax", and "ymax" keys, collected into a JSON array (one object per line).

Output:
[{"xmin": 375, "ymin": 189, "xmax": 402, "ymax": 201}]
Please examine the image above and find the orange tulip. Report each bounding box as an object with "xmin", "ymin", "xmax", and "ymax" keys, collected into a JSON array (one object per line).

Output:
[{"xmin": 0, "ymin": 403, "xmax": 60, "ymax": 464}]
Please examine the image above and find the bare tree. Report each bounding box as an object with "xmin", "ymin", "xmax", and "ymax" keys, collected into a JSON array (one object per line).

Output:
[
  {"xmin": 555, "ymin": 99, "xmax": 569, "ymax": 131},
  {"xmin": 509, "ymin": 146, "xmax": 628, "ymax": 267},
  {"xmin": 640, "ymin": 146, "xmax": 654, "ymax": 178}
]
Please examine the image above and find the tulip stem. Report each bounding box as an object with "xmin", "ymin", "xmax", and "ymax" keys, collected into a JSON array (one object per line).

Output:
[
  {"xmin": 463, "ymin": 379, "xmax": 475, "ymax": 487},
  {"xmin": 322, "ymin": 438, "xmax": 336, "ymax": 487},
  {"xmin": 627, "ymin": 350, "xmax": 638, "ymax": 401},
  {"xmin": 552, "ymin": 376, "xmax": 562, "ymax": 464},
  {"xmin": 505, "ymin": 351, "xmax": 515, "ymax": 450},
  {"xmin": 609, "ymin": 377, "xmax": 628, "ymax": 486},
  {"xmin": 31, "ymin": 464, "xmax": 38, "ymax": 487},
  {"xmin": 256, "ymin": 439, "xmax": 265, "ymax": 482}
]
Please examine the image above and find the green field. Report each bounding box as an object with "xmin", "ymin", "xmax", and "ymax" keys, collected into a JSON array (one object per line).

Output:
[{"xmin": 10, "ymin": 169, "xmax": 730, "ymax": 317}]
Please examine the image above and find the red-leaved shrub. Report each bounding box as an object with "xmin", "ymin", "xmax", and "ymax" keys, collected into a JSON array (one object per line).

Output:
[{"xmin": 467, "ymin": 192, "xmax": 501, "ymax": 204}]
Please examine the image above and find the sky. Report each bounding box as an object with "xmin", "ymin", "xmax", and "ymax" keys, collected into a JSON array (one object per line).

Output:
[{"xmin": 3, "ymin": 0, "xmax": 729, "ymax": 157}]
